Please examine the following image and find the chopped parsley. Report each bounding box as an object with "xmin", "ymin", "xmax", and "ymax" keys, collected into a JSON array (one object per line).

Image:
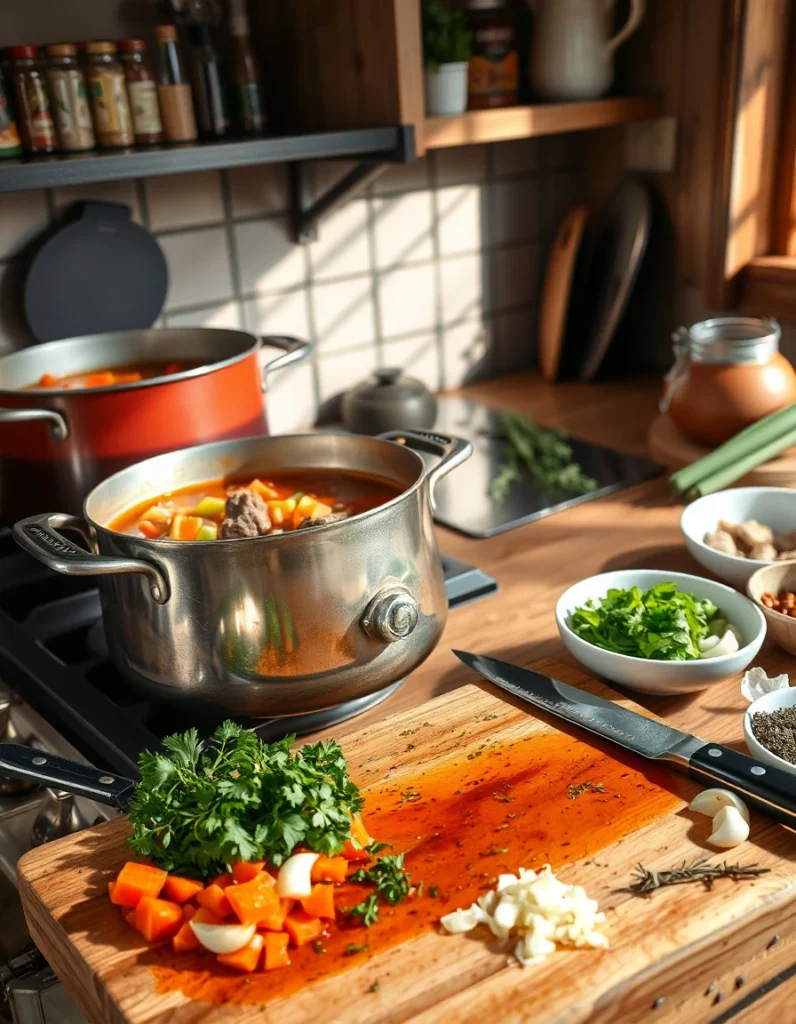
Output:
[{"xmin": 345, "ymin": 853, "xmax": 412, "ymax": 926}]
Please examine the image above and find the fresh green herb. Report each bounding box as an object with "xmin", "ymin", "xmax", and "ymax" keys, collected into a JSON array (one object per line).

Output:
[
  {"xmin": 127, "ymin": 720, "xmax": 363, "ymax": 877},
  {"xmin": 422, "ymin": 1, "xmax": 471, "ymax": 71},
  {"xmin": 488, "ymin": 412, "xmax": 597, "ymax": 504},
  {"xmin": 568, "ymin": 781, "xmax": 606, "ymax": 800},
  {"xmin": 369, "ymin": 981, "xmax": 380, "ymax": 993},
  {"xmin": 569, "ymin": 582, "xmax": 723, "ymax": 661},
  {"xmin": 345, "ymin": 853, "xmax": 413, "ymax": 926},
  {"xmin": 429, "ymin": 884, "xmax": 439, "ymax": 898},
  {"xmin": 400, "ymin": 788, "xmax": 422, "ymax": 803},
  {"xmin": 415, "ymin": 881, "xmax": 424, "ymax": 898},
  {"xmin": 313, "ymin": 940, "xmax": 325, "ymax": 954},
  {"xmin": 345, "ymin": 943, "xmax": 370, "ymax": 956},
  {"xmin": 627, "ymin": 859, "xmax": 769, "ymax": 895},
  {"xmin": 365, "ymin": 841, "xmax": 390, "ymax": 857}
]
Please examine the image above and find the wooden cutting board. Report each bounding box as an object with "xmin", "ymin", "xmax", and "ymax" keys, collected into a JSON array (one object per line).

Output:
[{"xmin": 17, "ymin": 657, "xmax": 796, "ymax": 1024}]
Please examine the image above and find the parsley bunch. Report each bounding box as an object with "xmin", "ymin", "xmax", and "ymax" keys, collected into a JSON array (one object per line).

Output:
[{"xmin": 127, "ymin": 721, "xmax": 363, "ymax": 878}]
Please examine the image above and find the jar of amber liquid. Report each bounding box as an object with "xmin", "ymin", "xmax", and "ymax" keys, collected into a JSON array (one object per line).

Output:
[{"xmin": 663, "ymin": 317, "xmax": 796, "ymax": 447}]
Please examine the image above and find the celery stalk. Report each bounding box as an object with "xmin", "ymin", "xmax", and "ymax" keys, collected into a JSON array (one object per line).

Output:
[
  {"xmin": 692, "ymin": 424, "xmax": 796, "ymax": 495},
  {"xmin": 670, "ymin": 402, "xmax": 796, "ymax": 493}
]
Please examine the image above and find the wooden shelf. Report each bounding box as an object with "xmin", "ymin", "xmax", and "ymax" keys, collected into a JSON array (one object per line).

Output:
[{"xmin": 423, "ymin": 96, "xmax": 661, "ymax": 150}]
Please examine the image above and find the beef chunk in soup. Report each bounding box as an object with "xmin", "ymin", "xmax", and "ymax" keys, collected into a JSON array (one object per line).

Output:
[
  {"xmin": 220, "ymin": 490, "xmax": 271, "ymax": 539},
  {"xmin": 299, "ymin": 511, "xmax": 348, "ymax": 530}
]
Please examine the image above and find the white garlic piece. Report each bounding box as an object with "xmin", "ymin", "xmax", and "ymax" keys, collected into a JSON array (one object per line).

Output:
[
  {"xmin": 708, "ymin": 805, "xmax": 750, "ymax": 848},
  {"xmin": 689, "ymin": 788, "xmax": 750, "ymax": 824}
]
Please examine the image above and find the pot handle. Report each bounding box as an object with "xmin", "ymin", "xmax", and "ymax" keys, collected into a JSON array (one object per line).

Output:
[
  {"xmin": 12, "ymin": 513, "xmax": 170, "ymax": 605},
  {"xmin": 259, "ymin": 336, "xmax": 313, "ymax": 388},
  {"xmin": 0, "ymin": 407, "xmax": 68, "ymax": 440},
  {"xmin": 378, "ymin": 429, "xmax": 473, "ymax": 512}
]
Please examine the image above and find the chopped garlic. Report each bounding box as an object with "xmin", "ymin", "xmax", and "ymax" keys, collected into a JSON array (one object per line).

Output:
[
  {"xmin": 440, "ymin": 865, "xmax": 607, "ymax": 967},
  {"xmin": 708, "ymin": 805, "xmax": 750, "ymax": 848},
  {"xmin": 741, "ymin": 666, "xmax": 790, "ymax": 703}
]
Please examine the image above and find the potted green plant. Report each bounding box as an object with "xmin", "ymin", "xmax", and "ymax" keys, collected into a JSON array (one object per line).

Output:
[{"xmin": 422, "ymin": 1, "xmax": 471, "ymax": 117}]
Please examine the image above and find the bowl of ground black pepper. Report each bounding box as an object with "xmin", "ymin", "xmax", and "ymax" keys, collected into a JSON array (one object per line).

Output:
[{"xmin": 743, "ymin": 686, "xmax": 796, "ymax": 777}]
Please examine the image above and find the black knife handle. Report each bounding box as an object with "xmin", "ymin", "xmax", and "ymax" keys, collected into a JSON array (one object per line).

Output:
[
  {"xmin": 0, "ymin": 743, "xmax": 135, "ymax": 810},
  {"xmin": 689, "ymin": 743, "xmax": 796, "ymax": 829}
]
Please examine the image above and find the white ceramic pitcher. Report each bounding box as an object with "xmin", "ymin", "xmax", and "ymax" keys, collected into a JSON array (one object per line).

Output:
[{"xmin": 529, "ymin": 0, "xmax": 645, "ymax": 101}]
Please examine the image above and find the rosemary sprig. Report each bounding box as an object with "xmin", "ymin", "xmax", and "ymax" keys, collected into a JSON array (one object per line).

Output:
[{"xmin": 626, "ymin": 859, "xmax": 770, "ymax": 896}]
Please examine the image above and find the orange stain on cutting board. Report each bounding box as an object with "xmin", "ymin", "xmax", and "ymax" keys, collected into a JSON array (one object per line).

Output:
[{"xmin": 152, "ymin": 729, "xmax": 682, "ymax": 1006}]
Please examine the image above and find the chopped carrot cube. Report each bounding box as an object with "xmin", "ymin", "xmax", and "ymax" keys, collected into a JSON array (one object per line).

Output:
[
  {"xmin": 217, "ymin": 933, "xmax": 264, "ymax": 973},
  {"xmin": 169, "ymin": 514, "xmax": 202, "ymax": 541},
  {"xmin": 138, "ymin": 520, "xmax": 165, "ymax": 539},
  {"xmin": 311, "ymin": 855, "xmax": 348, "ymax": 884},
  {"xmin": 226, "ymin": 874, "xmax": 280, "ymax": 927},
  {"xmin": 125, "ymin": 909, "xmax": 137, "ymax": 929},
  {"xmin": 342, "ymin": 815, "xmax": 372, "ymax": 861},
  {"xmin": 231, "ymin": 860, "xmax": 266, "ymax": 884},
  {"xmin": 83, "ymin": 372, "xmax": 116, "ymax": 388},
  {"xmin": 110, "ymin": 862, "xmax": 168, "ymax": 907},
  {"xmin": 192, "ymin": 907, "xmax": 224, "ymax": 926},
  {"xmin": 183, "ymin": 904, "xmax": 197, "ymax": 922},
  {"xmin": 134, "ymin": 896, "xmax": 183, "ymax": 942},
  {"xmin": 172, "ymin": 920, "xmax": 200, "ymax": 953},
  {"xmin": 107, "ymin": 881, "xmax": 116, "ymax": 899},
  {"xmin": 284, "ymin": 909, "xmax": 324, "ymax": 947},
  {"xmin": 299, "ymin": 883, "xmax": 336, "ymax": 920},
  {"xmin": 37, "ymin": 373, "xmax": 59, "ymax": 387},
  {"xmin": 263, "ymin": 932, "xmax": 291, "ymax": 971},
  {"xmin": 196, "ymin": 884, "xmax": 233, "ymax": 919},
  {"xmin": 162, "ymin": 875, "xmax": 205, "ymax": 904},
  {"xmin": 248, "ymin": 479, "xmax": 278, "ymax": 500},
  {"xmin": 292, "ymin": 494, "xmax": 318, "ymax": 528},
  {"xmin": 257, "ymin": 898, "xmax": 293, "ymax": 932},
  {"xmin": 209, "ymin": 872, "xmax": 234, "ymax": 889}
]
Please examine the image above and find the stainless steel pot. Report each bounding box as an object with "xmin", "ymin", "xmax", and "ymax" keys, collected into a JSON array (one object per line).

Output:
[{"xmin": 13, "ymin": 429, "xmax": 472, "ymax": 717}]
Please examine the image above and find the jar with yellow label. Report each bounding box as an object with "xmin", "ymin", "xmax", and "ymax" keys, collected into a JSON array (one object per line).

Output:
[
  {"xmin": 84, "ymin": 41, "xmax": 134, "ymax": 148},
  {"xmin": 465, "ymin": 0, "xmax": 520, "ymax": 109}
]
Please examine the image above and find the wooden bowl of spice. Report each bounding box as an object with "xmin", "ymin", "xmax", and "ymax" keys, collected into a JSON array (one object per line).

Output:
[
  {"xmin": 743, "ymin": 687, "xmax": 796, "ymax": 777},
  {"xmin": 747, "ymin": 562, "xmax": 796, "ymax": 655}
]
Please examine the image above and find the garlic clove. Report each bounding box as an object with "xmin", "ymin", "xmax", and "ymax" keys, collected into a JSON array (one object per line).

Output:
[
  {"xmin": 698, "ymin": 635, "xmax": 720, "ymax": 652},
  {"xmin": 689, "ymin": 788, "xmax": 750, "ymax": 824},
  {"xmin": 708, "ymin": 805, "xmax": 750, "ymax": 848},
  {"xmin": 699, "ymin": 629, "xmax": 740, "ymax": 659}
]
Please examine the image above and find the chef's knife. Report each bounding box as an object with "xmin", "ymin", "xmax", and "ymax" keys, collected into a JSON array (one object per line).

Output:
[{"xmin": 454, "ymin": 650, "xmax": 796, "ymax": 829}]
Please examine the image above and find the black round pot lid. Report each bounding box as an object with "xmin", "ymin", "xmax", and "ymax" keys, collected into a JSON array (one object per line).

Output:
[{"xmin": 24, "ymin": 201, "xmax": 168, "ymax": 343}]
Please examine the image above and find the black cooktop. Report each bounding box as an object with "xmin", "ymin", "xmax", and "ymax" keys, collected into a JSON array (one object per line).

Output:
[{"xmin": 0, "ymin": 532, "xmax": 496, "ymax": 778}]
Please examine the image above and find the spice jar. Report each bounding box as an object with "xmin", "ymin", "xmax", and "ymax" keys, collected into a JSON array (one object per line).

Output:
[
  {"xmin": 9, "ymin": 45, "xmax": 57, "ymax": 154},
  {"xmin": 0, "ymin": 71, "xmax": 22, "ymax": 158},
  {"xmin": 154, "ymin": 25, "xmax": 197, "ymax": 143},
  {"xmin": 44, "ymin": 44, "xmax": 95, "ymax": 153},
  {"xmin": 84, "ymin": 41, "xmax": 134, "ymax": 149},
  {"xmin": 465, "ymin": 0, "xmax": 520, "ymax": 109},
  {"xmin": 119, "ymin": 40, "xmax": 164, "ymax": 145},
  {"xmin": 662, "ymin": 317, "xmax": 796, "ymax": 448}
]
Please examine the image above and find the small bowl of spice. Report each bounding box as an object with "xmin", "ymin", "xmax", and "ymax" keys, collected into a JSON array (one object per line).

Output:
[
  {"xmin": 747, "ymin": 562, "xmax": 796, "ymax": 655},
  {"xmin": 743, "ymin": 687, "xmax": 796, "ymax": 778}
]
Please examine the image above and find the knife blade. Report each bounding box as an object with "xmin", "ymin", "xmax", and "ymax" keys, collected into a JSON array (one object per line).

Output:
[{"xmin": 454, "ymin": 650, "xmax": 796, "ymax": 829}]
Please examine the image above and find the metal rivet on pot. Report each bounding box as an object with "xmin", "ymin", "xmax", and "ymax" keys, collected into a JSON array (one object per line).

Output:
[{"xmin": 361, "ymin": 587, "xmax": 419, "ymax": 644}]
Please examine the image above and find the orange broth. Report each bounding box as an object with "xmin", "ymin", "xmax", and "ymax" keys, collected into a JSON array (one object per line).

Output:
[{"xmin": 150, "ymin": 727, "xmax": 684, "ymax": 1007}]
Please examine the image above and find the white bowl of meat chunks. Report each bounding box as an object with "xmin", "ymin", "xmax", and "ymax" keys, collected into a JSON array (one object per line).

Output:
[{"xmin": 680, "ymin": 487, "xmax": 796, "ymax": 588}]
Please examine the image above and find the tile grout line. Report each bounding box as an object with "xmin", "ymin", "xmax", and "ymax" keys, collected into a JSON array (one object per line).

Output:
[
  {"xmin": 218, "ymin": 170, "xmax": 247, "ymax": 332},
  {"xmin": 427, "ymin": 150, "xmax": 446, "ymax": 392},
  {"xmin": 364, "ymin": 178, "xmax": 385, "ymax": 365},
  {"xmin": 301, "ymin": 171, "xmax": 323, "ymax": 414}
]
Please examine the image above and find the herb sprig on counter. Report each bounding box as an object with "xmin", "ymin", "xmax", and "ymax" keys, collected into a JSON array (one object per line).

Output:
[
  {"xmin": 488, "ymin": 412, "xmax": 598, "ymax": 503},
  {"xmin": 627, "ymin": 859, "xmax": 769, "ymax": 895},
  {"xmin": 344, "ymin": 852, "xmax": 412, "ymax": 927},
  {"xmin": 127, "ymin": 720, "xmax": 363, "ymax": 877}
]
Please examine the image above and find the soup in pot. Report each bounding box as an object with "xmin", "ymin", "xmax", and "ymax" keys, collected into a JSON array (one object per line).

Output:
[
  {"xmin": 108, "ymin": 471, "xmax": 403, "ymax": 541},
  {"xmin": 25, "ymin": 362, "xmax": 194, "ymax": 390}
]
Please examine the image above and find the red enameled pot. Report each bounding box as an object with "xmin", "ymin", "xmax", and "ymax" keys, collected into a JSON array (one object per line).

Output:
[{"xmin": 0, "ymin": 328, "xmax": 311, "ymax": 522}]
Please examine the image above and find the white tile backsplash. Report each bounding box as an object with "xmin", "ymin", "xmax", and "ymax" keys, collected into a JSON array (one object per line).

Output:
[
  {"xmin": 435, "ymin": 145, "xmax": 488, "ymax": 187},
  {"xmin": 308, "ymin": 198, "xmax": 370, "ymax": 281},
  {"xmin": 493, "ymin": 138, "xmax": 543, "ymax": 179},
  {"xmin": 382, "ymin": 332, "xmax": 440, "ymax": 391},
  {"xmin": 266, "ymin": 360, "xmax": 317, "ymax": 433},
  {"xmin": 166, "ymin": 301, "xmax": 242, "ymax": 330},
  {"xmin": 437, "ymin": 185, "xmax": 484, "ymax": 256},
  {"xmin": 373, "ymin": 191, "xmax": 434, "ymax": 269},
  {"xmin": 160, "ymin": 226, "xmax": 234, "ymax": 311},
  {"xmin": 440, "ymin": 253, "xmax": 485, "ymax": 324},
  {"xmin": 312, "ymin": 276, "xmax": 376, "ymax": 353},
  {"xmin": 53, "ymin": 179, "xmax": 142, "ymax": 223},
  {"xmin": 373, "ymin": 158, "xmax": 430, "ymax": 195},
  {"xmin": 227, "ymin": 164, "xmax": 289, "ymax": 218},
  {"xmin": 491, "ymin": 244, "xmax": 541, "ymax": 312},
  {"xmin": 442, "ymin": 317, "xmax": 492, "ymax": 389},
  {"xmin": 243, "ymin": 288, "xmax": 310, "ymax": 340},
  {"xmin": 235, "ymin": 218, "xmax": 307, "ymax": 294},
  {"xmin": 145, "ymin": 171, "xmax": 225, "ymax": 232},
  {"xmin": 0, "ymin": 190, "xmax": 49, "ymax": 260},
  {"xmin": 489, "ymin": 179, "xmax": 540, "ymax": 246},
  {"xmin": 317, "ymin": 345, "xmax": 379, "ymax": 403},
  {"xmin": 378, "ymin": 264, "xmax": 437, "ymax": 339}
]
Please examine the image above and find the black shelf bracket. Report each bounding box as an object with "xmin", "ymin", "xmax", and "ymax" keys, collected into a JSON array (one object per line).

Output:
[{"xmin": 289, "ymin": 124, "xmax": 416, "ymax": 243}]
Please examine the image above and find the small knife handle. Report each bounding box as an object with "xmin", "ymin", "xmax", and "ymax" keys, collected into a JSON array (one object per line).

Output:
[{"xmin": 690, "ymin": 743, "xmax": 796, "ymax": 828}]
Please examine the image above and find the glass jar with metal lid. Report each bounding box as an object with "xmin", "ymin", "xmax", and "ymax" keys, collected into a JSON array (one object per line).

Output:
[
  {"xmin": 465, "ymin": 0, "xmax": 520, "ymax": 109},
  {"xmin": 45, "ymin": 43, "xmax": 95, "ymax": 152},
  {"xmin": 9, "ymin": 45, "xmax": 57, "ymax": 154},
  {"xmin": 84, "ymin": 41, "xmax": 134, "ymax": 148},
  {"xmin": 662, "ymin": 317, "xmax": 796, "ymax": 447}
]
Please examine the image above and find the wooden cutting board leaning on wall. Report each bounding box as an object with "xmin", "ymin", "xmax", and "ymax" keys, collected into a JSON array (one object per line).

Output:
[{"xmin": 16, "ymin": 658, "xmax": 796, "ymax": 1024}]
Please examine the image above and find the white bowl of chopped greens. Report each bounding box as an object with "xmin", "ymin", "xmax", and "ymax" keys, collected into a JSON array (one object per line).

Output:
[{"xmin": 556, "ymin": 570, "xmax": 766, "ymax": 694}]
